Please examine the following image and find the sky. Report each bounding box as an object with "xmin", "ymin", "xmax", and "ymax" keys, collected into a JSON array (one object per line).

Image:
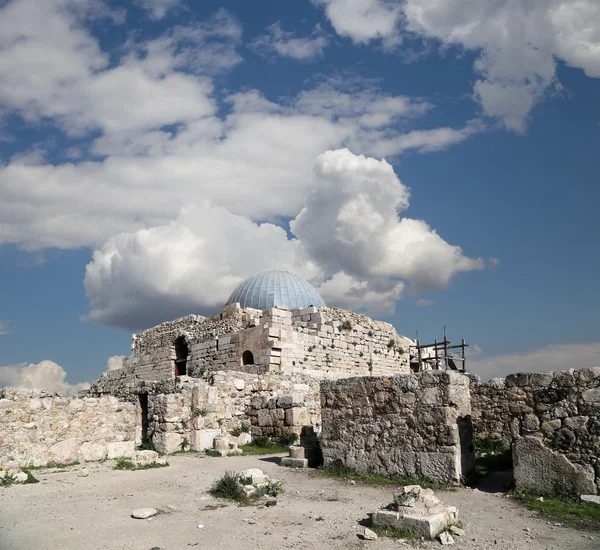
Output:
[{"xmin": 1, "ymin": 0, "xmax": 600, "ymax": 392}]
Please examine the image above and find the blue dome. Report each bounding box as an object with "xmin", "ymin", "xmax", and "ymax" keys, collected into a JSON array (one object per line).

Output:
[{"xmin": 225, "ymin": 270, "xmax": 326, "ymax": 311}]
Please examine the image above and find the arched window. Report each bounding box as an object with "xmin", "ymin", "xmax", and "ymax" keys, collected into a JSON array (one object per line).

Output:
[
  {"xmin": 174, "ymin": 336, "xmax": 188, "ymax": 376},
  {"xmin": 242, "ymin": 350, "xmax": 254, "ymax": 366}
]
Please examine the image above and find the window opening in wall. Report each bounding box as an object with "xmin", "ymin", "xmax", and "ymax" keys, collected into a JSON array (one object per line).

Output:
[
  {"xmin": 242, "ymin": 350, "xmax": 254, "ymax": 365},
  {"xmin": 139, "ymin": 393, "xmax": 149, "ymax": 444},
  {"xmin": 174, "ymin": 336, "xmax": 188, "ymax": 376}
]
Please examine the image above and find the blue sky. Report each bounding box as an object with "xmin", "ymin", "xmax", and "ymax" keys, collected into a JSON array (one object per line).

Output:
[{"xmin": 1, "ymin": 0, "xmax": 600, "ymax": 390}]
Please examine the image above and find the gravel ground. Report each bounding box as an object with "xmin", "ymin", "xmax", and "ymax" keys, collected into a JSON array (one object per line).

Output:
[{"xmin": 0, "ymin": 453, "xmax": 597, "ymax": 550}]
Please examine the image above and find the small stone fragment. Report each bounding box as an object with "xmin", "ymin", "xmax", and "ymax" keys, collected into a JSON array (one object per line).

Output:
[
  {"xmin": 362, "ymin": 527, "xmax": 378, "ymax": 541},
  {"xmin": 438, "ymin": 532, "xmax": 455, "ymax": 545},
  {"xmin": 14, "ymin": 472, "xmax": 28, "ymax": 483},
  {"xmin": 581, "ymin": 495, "xmax": 600, "ymax": 505},
  {"xmin": 131, "ymin": 508, "xmax": 157, "ymax": 519},
  {"xmin": 449, "ymin": 526, "xmax": 465, "ymax": 537},
  {"xmin": 77, "ymin": 468, "xmax": 89, "ymax": 477}
]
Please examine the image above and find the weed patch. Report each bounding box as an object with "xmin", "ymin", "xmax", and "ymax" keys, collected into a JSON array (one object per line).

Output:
[
  {"xmin": 27, "ymin": 461, "xmax": 80, "ymax": 470},
  {"xmin": 511, "ymin": 491, "xmax": 600, "ymax": 530},
  {"xmin": 230, "ymin": 422, "xmax": 251, "ymax": 437},
  {"xmin": 114, "ymin": 457, "xmax": 168, "ymax": 471},
  {"xmin": 319, "ymin": 464, "xmax": 455, "ymax": 491},
  {"xmin": 205, "ymin": 449, "xmax": 222, "ymax": 457}
]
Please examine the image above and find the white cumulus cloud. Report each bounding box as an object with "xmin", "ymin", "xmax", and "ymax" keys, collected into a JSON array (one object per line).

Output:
[
  {"xmin": 317, "ymin": 0, "xmax": 600, "ymax": 131},
  {"xmin": 0, "ymin": 360, "xmax": 90, "ymax": 396},
  {"xmin": 106, "ymin": 355, "xmax": 126, "ymax": 371},
  {"xmin": 83, "ymin": 149, "xmax": 483, "ymax": 330}
]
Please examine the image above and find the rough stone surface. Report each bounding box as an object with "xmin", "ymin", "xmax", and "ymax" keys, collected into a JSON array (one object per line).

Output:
[
  {"xmin": 362, "ymin": 527, "xmax": 378, "ymax": 540},
  {"xmin": 321, "ymin": 371, "xmax": 473, "ymax": 483},
  {"xmin": 371, "ymin": 485, "xmax": 459, "ymax": 539},
  {"xmin": 513, "ymin": 436, "xmax": 596, "ymax": 498},
  {"xmin": 131, "ymin": 508, "xmax": 157, "ymax": 519},
  {"xmin": 107, "ymin": 441, "xmax": 135, "ymax": 459},
  {"xmin": 470, "ymin": 368, "xmax": 600, "ymax": 493},
  {"xmin": 580, "ymin": 495, "xmax": 600, "ymax": 505},
  {"xmin": 0, "ymin": 388, "xmax": 136, "ymax": 468}
]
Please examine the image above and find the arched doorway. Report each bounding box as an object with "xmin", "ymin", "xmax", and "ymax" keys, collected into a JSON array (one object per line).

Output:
[
  {"xmin": 174, "ymin": 336, "xmax": 188, "ymax": 376},
  {"xmin": 242, "ymin": 350, "xmax": 254, "ymax": 365}
]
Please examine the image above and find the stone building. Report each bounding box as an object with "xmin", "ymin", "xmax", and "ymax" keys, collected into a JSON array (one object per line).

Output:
[
  {"xmin": 2, "ymin": 269, "xmax": 598, "ymax": 498},
  {"xmin": 81, "ymin": 269, "xmax": 413, "ymax": 454}
]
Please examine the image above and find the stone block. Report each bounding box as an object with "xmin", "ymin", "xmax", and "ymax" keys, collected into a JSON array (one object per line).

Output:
[
  {"xmin": 80, "ymin": 442, "xmax": 107, "ymax": 462},
  {"xmin": 49, "ymin": 438, "xmax": 80, "ymax": 464},
  {"xmin": 419, "ymin": 451, "xmax": 461, "ymax": 483},
  {"xmin": 280, "ymin": 457, "xmax": 308, "ymax": 468},
  {"xmin": 131, "ymin": 450, "xmax": 160, "ymax": 467},
  {"xmin": 513, "ymin": 436, "xmax": 597, "ymax": 497},
  {"xmin": 190, "ymin": 429, "xmax": 221, "ymax": 450},
  {"xmin": 152, "ymin": 433, "xmax": 182, "ymax": 455},
  {"xmin": 107, "ymin": 441, "xmax": 135, "ymax": 459},
  {"xmin": 372, "ymin": 508, "xmax": 458, "ymax": 539},
  {"xmin": 284, "ymin": 407, "xmax": 310, "ymax": 427}
]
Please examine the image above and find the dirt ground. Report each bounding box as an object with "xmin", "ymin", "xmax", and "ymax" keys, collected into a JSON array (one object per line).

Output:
[{"xmin": 1, "ymin": 453, "xmax": 597, "ymax": 550}]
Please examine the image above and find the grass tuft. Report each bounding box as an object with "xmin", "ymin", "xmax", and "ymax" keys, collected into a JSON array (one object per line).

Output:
[
  {"xmin": 511, "ymin": 491, "xmax": 600, "ymax": 530},
  {"xmin": 319, "ymin": 464, "xmax": 455, "ymax": 491},
  {"xmin": 114, "ymin": 457, "xmax": 168, "ymax": 470},
  {"xmin": 27, "ymin": 461, "xmax": 80, "ymax": 470}
]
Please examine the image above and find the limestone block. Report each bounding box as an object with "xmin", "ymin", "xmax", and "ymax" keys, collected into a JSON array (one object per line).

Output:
[
  {"xmin": 581, "ymin": 388, "xmax": 600, "ymax": 403},
  {"xmin": 80, "ymin": 442, "xmax": 107, "ymax": 462},
  {"xmin": 107, "ymin": 441, "xmax": 135, "ymax": 459},
  {"xmin": 257, "ymin": 408, "xmax": 284, "ymax": 427},
  {"xmin": 513, "ymin": 436, "xmax": 597, "ymax": 497},
  {"xmin": 233, "ymin": 379, "xmax": 245, "ymax": 391},
  {"xmin": 49, "ymin": 438, "xmax": 80, "ymax": 464},
  {"xmin": 131, "ymin": 450, "xmax": 160, "ymax": 467},
  {"xmin": 237, "ymin": 433, "xmax": 252, "ymax": 446},
  {"xmin": 280, "ymin": 457, "xmax": 308, "ymax": 468},
  {"xmin": 419, "ymin": 451, "xmax": 461, "ymax": 483},
  {"xmin": 190, "ymin": 429, "xmax": 221, "ymax": 450},
  {"xmin": 240, "ymin": 468, "xmax": 269, "ymax": 484},
  {"xmin": 285, "ymin": 407, "xmax": 310, "ymax": 427},
  {"xmin": 152, "ymin": 433, "xmax": 182, "ymax": 455}
]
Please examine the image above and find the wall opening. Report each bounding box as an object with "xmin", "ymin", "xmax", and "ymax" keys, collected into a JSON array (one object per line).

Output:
[
  {"xmin": 139, "ymin": 393, "xmax": 149, "ymax": 444},
  {"xmin": 242, "ymin": 350, "xmax": 254, "ymax": 365},
  {"xmin": 174, "ymin": 336, "xmax": 188, "ymax": 376}
]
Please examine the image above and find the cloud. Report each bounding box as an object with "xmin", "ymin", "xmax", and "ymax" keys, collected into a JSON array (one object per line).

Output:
[
  {"xmin": 134, "ymin": 0, "xmax": 184, "ymax": 20},
  {"xmin": 317, "ymin": 0, "xmax": 600, "ymax": 131},
  {"xmin": 416, "ymin": 298, "xmax": 432, "ymax": 307},
  {"xmin": 314, "ymin": 0, "xmax": 403, "ymax": 45},
  {"xmin": 0, "ymin": 2, "xmax": 481, "ymax": 253},
  {"xmin": 0, "ymin": 320, "xmax": 11, "ymax": 335},
  {"xmin": 291, "ymin": 149, "xmax": 483, "ymax": 293},
  {"xmin": 0, "ymin": 360, "xmax": 90, "ymax": 396},
  {"xmin": 106, "ymin": 355, "xmax": 125, "ymax": 371},
  {"xmin": 249, "ymin": 22, "xmax": 328, "ymax": 60},
  {"xmin": 469, "ymin": 342, "xmax": 600, "ymax": 381},
  {"xmin": 83, "ymin": 149, "xmax": 483, "ymax": 330}
]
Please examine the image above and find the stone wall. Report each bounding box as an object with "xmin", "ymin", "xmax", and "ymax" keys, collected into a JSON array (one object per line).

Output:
[
  {"xmin": 90, "ymin": 305, "xmax": 412, "ymax": 394},
  {"xmin": 145, "ymin": 371, "xmax": 321, "ymax": 454},
  {"xmin": 470, "ymin": 368, "xmax": 600, "ymax": 496},
  {"xmin": 0, "ymin": 388, "xmax": 137, "ymax": 469},
  {"xmin": 320, "ymin": 371, "xmax": 474, "ymax": 483}
]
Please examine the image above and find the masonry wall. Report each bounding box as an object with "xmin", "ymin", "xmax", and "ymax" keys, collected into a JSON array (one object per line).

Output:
[
  {"xmin": 470, "ymin": 368, "xmax": 600, "ymax": 495},
  {"xmin": 90, "ymin": 305, "xmax": 412, "ymax": 395},
  {"xmin": 0, "ymin": 388, "xmax": 137, "ymax": 469},
  {"xmin": 320, "ymin": 371, "xmax": 474, "ymax": 483},
  {"xmin": 143, "ymin": 371, "xmax": 321, "ymax": 454}
]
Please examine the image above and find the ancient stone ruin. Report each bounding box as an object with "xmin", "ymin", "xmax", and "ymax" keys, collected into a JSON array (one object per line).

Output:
[{"xmin": 1, "ymin": 269, "xmax": 599, "ymax": 499}]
